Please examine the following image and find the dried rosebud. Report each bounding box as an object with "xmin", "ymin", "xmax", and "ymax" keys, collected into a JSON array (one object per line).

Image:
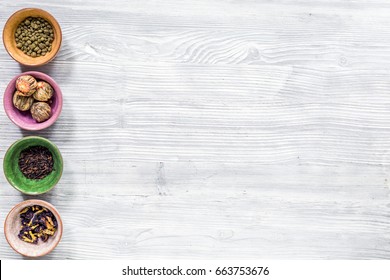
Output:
[
  {"xmin": 30, "ymin": 102, "xmax": 51, "ymax": 122},
  {"xmin": 33, "ymin": 81, "xmax": 53, "ymax": 101},
  {"xmin": 15, "ymin": 75, "xmax": 37, "ymax": 96},
  {"xmin": 13, "ymin": 90, "xmax": 34, "ymax": 111}
]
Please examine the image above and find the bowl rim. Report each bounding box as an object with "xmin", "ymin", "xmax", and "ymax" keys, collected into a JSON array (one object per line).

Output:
[
  {"xmin": 3, "ymin": 71, "xmax": 63, "ymax": 131},
  {"xmin": 2, "ymin": 7, "xmax": 62, "ymax": 66},
  {"xmin": 3, "ymin": 136, "xmax": 64, "ymax": 195},
  {"xmin": 4, "ymin": 199, "xmax": 63, "ymax": 257}
]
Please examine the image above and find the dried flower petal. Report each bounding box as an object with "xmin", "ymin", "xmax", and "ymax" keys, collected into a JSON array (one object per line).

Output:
[
  {"xmin": 33, "ymin": 81, "xmax": 53, "ymax": 101},
  {"xmin": 30, "ymin": 102, "xmax": 51, "ymax": 122},
  {"xmin": 19, "ymin": 207, "xmax": 29, "ymax": 215},
  {"xmin": 18, "ymin": 204, "xmax": 57, "ymax": 244},
  {"xmin": 15, "ymin": 75, "xmax": 37, "ymax": 96}
]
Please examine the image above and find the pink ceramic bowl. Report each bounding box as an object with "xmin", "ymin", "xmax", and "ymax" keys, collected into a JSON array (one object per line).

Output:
[
  {"xmin": 4, "ymin": 71, "xmax": 62, "ymax": 130},
  {"xmin": 4, "ymin": 199, "xmax": 63, "ymax": 257}
]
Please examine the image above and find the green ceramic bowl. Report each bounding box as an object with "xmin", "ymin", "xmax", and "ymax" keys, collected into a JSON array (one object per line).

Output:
[{"xmin": 3, "ymin": 136, "xmax": 63, "ymax": 195}]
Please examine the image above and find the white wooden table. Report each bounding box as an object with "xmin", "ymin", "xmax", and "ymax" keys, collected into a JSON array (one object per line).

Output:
[{"xmin": 0, "ymin": 0, "xmax": 389, "ymax": 259}]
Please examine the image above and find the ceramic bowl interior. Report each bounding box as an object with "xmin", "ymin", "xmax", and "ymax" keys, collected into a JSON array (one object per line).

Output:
[
  {"xmin": 3, "ymin": 136, "xmax": 63, "ymax": 195},
  {"xmin": 4, "ymin": 199, "xmax": 63, "ymax": 257},
  {"xmin": 3, "ymin": 71, "xmax": 63, "ymax": 131},
  {"xmin": 3, "ymin": 8, "xmax": 62, "ymax": 66}
]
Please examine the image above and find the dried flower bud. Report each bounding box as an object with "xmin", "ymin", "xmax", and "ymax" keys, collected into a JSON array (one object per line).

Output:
[
  {"xmin": 13, "ymin": 90, "xmax": 34, "ymax": 111},
  {"xmin": 15, "ymin": 75, "xmax": 37, "ymax": 96},
  {"xmin": 33, "ymin": 81, "xmax": 53, "ymax": 101},
  {"xmin": 30, "ymin": 102, "xmax": 51, "ymax": 122}
]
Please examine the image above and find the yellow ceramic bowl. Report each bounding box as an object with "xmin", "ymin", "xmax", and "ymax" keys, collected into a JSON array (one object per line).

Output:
[{"xmin": 3, "ymin": 8, "xmax": 62, "ymax": 66}]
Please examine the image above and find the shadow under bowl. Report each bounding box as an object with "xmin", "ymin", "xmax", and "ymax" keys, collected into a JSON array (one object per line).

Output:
[
  {"xmin": 4, "ymin": 199, "xmax": 63, "ymax": 257},
  {"xmin": 4, "ymin": 71, "xmax": 63, "ymax": 131},
  {"xmin": 3, "ymin": 136, "xmax": 63, "ymax": 195},
  {"xmin": 3, "ymin": 8, "xmax": 62, "ymax": 66}
]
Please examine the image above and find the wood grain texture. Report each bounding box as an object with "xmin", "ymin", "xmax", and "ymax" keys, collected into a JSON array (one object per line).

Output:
[{"xmin": 0, "ymin": 0, "xmax": 389, "ymax": 259}]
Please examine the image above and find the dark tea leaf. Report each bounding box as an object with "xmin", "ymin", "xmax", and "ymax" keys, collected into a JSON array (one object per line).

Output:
[{"xmin": 18, "ymin": 145, "xmax": 54, "ymax": 180}]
